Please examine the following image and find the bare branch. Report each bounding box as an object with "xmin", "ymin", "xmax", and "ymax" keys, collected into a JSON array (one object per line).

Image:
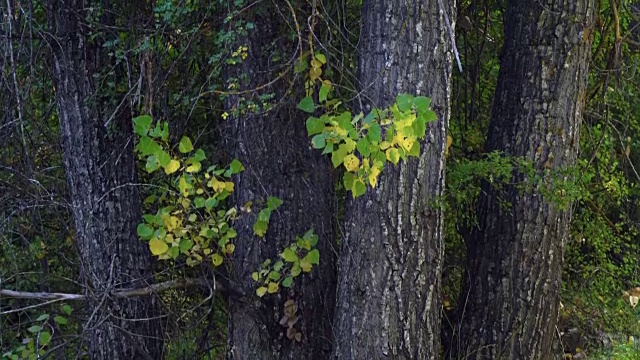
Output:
[{"xmin": 0, "ymin": 278, "xmax": 219, "ymax": 302}]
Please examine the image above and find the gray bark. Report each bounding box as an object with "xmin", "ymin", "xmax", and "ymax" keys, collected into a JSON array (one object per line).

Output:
[
  {"xmin": 224, "ymin": 5, "xmax": 337, "ymax": 360},
  {"xmin": 454, "ymin": 1, "xmax": 594, "ymax": 359},
  {"xmin": 332, "ymin": 1, "xmax": 455, "ymax": 359},
  {"xmin": 48, "ymin": 1, "xmax": 163, "ymax": 358}
]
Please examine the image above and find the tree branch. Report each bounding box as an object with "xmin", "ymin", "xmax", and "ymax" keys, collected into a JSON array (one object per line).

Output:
[{"xmin": 0, "ymin": 278, "xmax": 219, "ymax": 301}]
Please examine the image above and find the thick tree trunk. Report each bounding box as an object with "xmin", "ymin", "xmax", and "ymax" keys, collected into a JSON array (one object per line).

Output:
[
  {"xmin": 454, "ymin": 1, "xmax": 594, "ymax": 359},
  {"xmin": 224, "ymin": 5, "xmax": 337, "ymax": 360},
  {"xmin": 332, "ymin": 1, "xmax": 455, "ymax": 359},
  {"xmin": 48, "ymin": 1, "xmax": 163, "ymax": 358}
]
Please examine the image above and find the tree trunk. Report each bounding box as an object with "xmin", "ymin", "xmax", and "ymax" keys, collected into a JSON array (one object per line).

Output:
[
  {"xmin": 48, "ymin": 1, "xmax": 163, "ymax": 358},
  {"xmin": 224, "ymin": 5, "xmax": 337, "ymax": 360},
  {"xmin": 454, "ymin": 1, "xmax": 594, "ymax": 359},
  {"xmin": 332, "ymin": 1, "xmax": 455, "ymax": 358}
]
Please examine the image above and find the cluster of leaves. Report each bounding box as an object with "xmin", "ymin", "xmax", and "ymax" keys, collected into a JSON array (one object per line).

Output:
[
  {"xmin": 252, "ymin": 229, "xmax": 320, "ymax": 297},
  {"xmin": 299, "ymin": 93, "xmax": 437, "ymax": 197},
  {"xmin": 252, "ymin": 197, "xmax": 283, "ymax": 237},
  {"xmin": 133, "ymin": 115, "xmax": 244, "ymax": 267},
  {"xmin": 2, "ymin": 305, "xmax": 73, "ymax": 360}
]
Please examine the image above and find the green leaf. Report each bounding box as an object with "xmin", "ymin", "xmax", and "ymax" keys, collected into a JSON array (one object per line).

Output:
[
  {"xmin": 267, "ymin": 196, "xmax": 283, "ymax": 209},
  {"xmin": 251, "ymin": 272, "xmax": 260, "ymax": 281},
  {"xmin": 357, "ymin": 138, "xmax": 371, "ymax": 157},
  {"xmin": 396, "ymin": 94, "xmax": 413, "ymax": 112},
  {"xmin": 297, "ymin": 97, "xmax": 315, "ymax": 113},
  {"xmin": 178, "ymin": 136, "xmax": 194, "ymax": 153},
  {"xmin": 62, "ymin": 305, "xmax": 73, "ymax": 316},
  {"xmin": 268, "ymin": 271, "xmax": 281, "ymax": 281},
  {"xmin": 413, "ymin": 96, "xmax": 431, "ymax": 113},
  {"xmin": 205, "ymin": 197, "xmax": 218, "ymax": 210},
  {"xmin": 294, "ymin": 57, "xmax": 308, "ymax": 74},
  {"xmin": 363, "ymin": 109, "xmax": 380, "ymax": 124},
  {"xmin": 352, "ymin": 178, "xmax": 366, "ymax": 198},
  {"xmin": 256, "ymin": 286, "xmax": 268, "ymax": 297},
  {"xmin": 343, "ymin": 172, "xmax": 356, "ymax": 192},
  {"xmin": 27, "ymin": 325, "xmax": 42, "ymax": 333},
  {"xmin": 314, "ymin": 52, "xmax": 327, "ymax": 64},
  {"xmin": 36, "ymin": 314, "xmax": 49, "ymax": 321},
  {"xmin": 137, "ymin": 224, "xmax": 154, "ymax": 239},
  {"xmin": 133, "ymin": 115, "xmax": 153, "ymax": 136},
  {"xmin": 367, "ymin": 123, "xmax": 382, "ymax": 143},
  {"xmin": 145, "ymin": 155, "xmax": 160, "ymax": 173},
  {"xmin": 319, "ymin": 82, "xmax": 331, "ymax": 102},
  {"xmin": 291, "ymin": 262, "xmax": 301, "ymax": 277},
  {"xmin": 211, "ymin": 253, "xmax": 224, "ymax": 266},
  {"xmin": 229, "ymin": 159, "xmax": 244, "ymax": 174},
  {"xmin": 253, "ymin": 220, "xmax": 268, "ymax": 237},
  {"xmin": 138, "ymin": 136, "xmax": 161, "ymax": 156},
  {"xmin": 168, "ymin": 246, "xmax": 180, "ymax": 259},
  {"xmin": 179, "ymin": 239, "xmax": 193, "ymax": 253},
  {"xmin": 407, "ymin": 140, "xmax": 421, "ymax": 157},
  {"xmin": 282, "ymin": 276, "xmax": 293, "ymax": 288},
  {"xmin": 331, "ymin": 145, "xmax": 348, "ymax": 168},
  {"xmin": 190, "ymin": 149, "xmax": 206, "ymax": 163},
  {"xmin": 53, "ymin": 316, "xmax": 68, "ymax": 325},
  {"xmin": 281, "ymin": 247, "xmax": 298, "ymax": 262},
  {"xmin": 155, "ymin": 149, "xmax": 171, "ymax": 167},
  {"xmin": 305, "ymin": 249, "xmax": 320, "ymax": 265},
  {"xmin": 413, "ymin": 116, "xmax": 427, "ymax": 138},
  {"xmin": 311, "ymin": 134, "xmax": 326, "ymax": 149},
  {"xmin": 306, "ymin": 117, "xmax": 325, "ymax": 135},
  {"xmin": 273, "ymin": 260, "xmax": 284, "ymax": 272},
  {"xmin": 39, "ymin": 331, "xmax": 52, "ymax": 345},
  {"xmin": 418, "ymin": 109, "xmax": 438, "ymax": 124}
]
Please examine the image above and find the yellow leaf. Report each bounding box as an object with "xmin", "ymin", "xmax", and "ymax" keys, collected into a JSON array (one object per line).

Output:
[
  {"xmin": 164, "ymin": 159, "xmax": 181, "ymax": 174},
  {"xmin": 256, "ymin": 287, "xmax": 268, "ymax": 297},
  {"xmin": 207, "ymin": 178, "xmax": 225, "ymax": 192},
  {"xmin": 226, "ymin": 243, "xmax": 236, "ymax": 254},
  {"xmin": 368, "ymin": 166, "xmax": 381, "ymax": 188},
  {"xmin": 386, "ymin": 148, "xmax": 400, "ymax": 164},
  {"xmin": 379, "ymin": 141, "xmax": 392, "ymax": 150},
  {"xmin": 267, "ymin": 282, "xmax": 279, "ymax": 294},
  {"xmin": 343, "ymin": 154, "xmax": 360, "ymax": 172},
  {"xmin": 178, "ymin": 176, "xmax": 192, "ymax": 197},
  {"xmin": 186, "ymin": 162, "xmax": 201, "ymax": 173},
  {"xmin": 164, "ymin": 216, "xmax": 181, "ymax": 232},
  {"xmin": 445, "ymin": 134, "xmax": 453, "ymax": 157},
  {"xmin": 149, "ymin": 238, "xmax": 169, "ymax": 255},
  {"xmin": 300, "ymin": 259, "xmax": 312, "ymax": 272},
  {"xmin": 343, "ymin": 138, "xmax": 356, "ymax": 152},
  {"xmin": 400, "ymin": 137, "xmax": 415, "ymax": 152},
  {"xmin": 211, "ymin": 253, "xmax": 224, "ymax": 267},
  {"xmin": 224, "ymin": 182, "xmax": 235, "ymax": 192},
  {"xmin": 251, "ymin": 272, "xmax": 260, "ymax": 281}
]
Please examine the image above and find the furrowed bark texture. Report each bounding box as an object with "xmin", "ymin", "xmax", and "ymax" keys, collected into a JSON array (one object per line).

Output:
[
  {"xmin": 332, "ymin": 1, "xmax": 455, "ymax": 359},
  {"xmin": 48, "ymin": 1, "xmax": 163, "ymax": 358},
  {"xmin": 455, "ymin": 1, "xmax": 594, "ymax": 359},
  {"xmin": 224, "ymin": 5, "xmax": 337, "ymax": 360}
]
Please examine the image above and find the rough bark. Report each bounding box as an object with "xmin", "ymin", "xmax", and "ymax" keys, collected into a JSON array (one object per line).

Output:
[
  {"xmin": 48, "ymin": 1, "xmax": 163, "ymax": 358},
  {"xmin": 224, "ymin": 5, "xmax": 337, "ymax": 360},
  {"xmin": 454, "ymin": 1, "xmax": 594, "ymax": 359},
  {"xmin": 332, "ymin": 1, "xmax": 455, "ymax": 359}
]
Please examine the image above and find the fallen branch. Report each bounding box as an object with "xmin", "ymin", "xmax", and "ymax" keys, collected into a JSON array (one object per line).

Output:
[{"xmin": 0, "ymin": 278, "xmax": 218, "ymax": 301}]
